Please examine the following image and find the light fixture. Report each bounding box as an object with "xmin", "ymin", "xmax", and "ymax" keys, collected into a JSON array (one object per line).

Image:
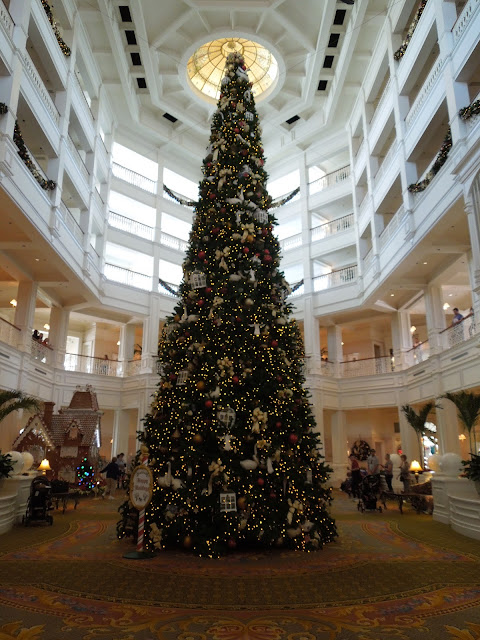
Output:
[
  {"xmin": 117, "ymin": 340, "xmax": 121, "ymax": 346},
  {"xmin": 443, "ymin": 303, "xmax": 450, "ymax": 310},
  {"xmin": 449, "ymin": 294, "xmax": 453, "ymax": 297},
  {"xmin": 410, "ymin": 325, "xmax": 416, "ymax": 333},
  {"xmin": 390, "ymin": 293, "xmax": 394, "ymax": 297},
  {"xmin": 43, "ymin": 324, "xmax": 50, "ymax": 331},
  {"xmin": 10, "ymin": 299, "xmax": 17, "ymax": 307},
  {"xmin": 410, "ymin": 459, "xmax": 422, "ymax": 482},
  {"xmin": 459, "ymin": 434, "xmax": 467, "ymax": 441},
  {"xmin": 37, "ymin": 458, "xmax": 51, "ymax": 474},
  {"xmin": 341, "ymin": 341, "xmax": 344, "ymax": 345},
  {"xmin": 423, "ymin": 262, "xmax": 428, "ymax": 265}
]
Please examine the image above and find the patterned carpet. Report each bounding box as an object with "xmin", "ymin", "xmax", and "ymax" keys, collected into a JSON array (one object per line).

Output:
[{"xmin": 1, "ymin": 492, "xmax": 480, "ymax": 639}]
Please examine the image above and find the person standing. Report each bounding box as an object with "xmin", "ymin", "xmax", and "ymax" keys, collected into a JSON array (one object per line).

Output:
[
  {"xmin": 349, "ymin": 453, "xmax": 361, "ymax": 498},
  {"xmin": 452, "ymin": 308, "xmax": 464, "ymax": 324},
  {"xmin": 101, "ymin": 457, "xmax": 121, "ymax": 499},
  {"xmin": 366, "ymin": 449, "xmax": 380, "ymax": 475},
  {"xmin": 399, "ymin": 454, "xmax": 410, "ymax": 493},
  {"xmin": 116, "ymin": 453, "xmax": 126, "ymax": 489},
  {"xmin": 383, "ymin": 453, "xmax": 394, "ymax": 492}
]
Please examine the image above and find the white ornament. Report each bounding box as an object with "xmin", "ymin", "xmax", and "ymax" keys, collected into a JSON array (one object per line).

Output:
[
  {"xmin": 220, "ymin": 492, "xmax": 237, "ymax": 512},
  {"xmin": 217, "ymin": 407, "xmax": 236, "ymax": 428},
  {"xmin": 245, "ymin": 111, "xmax": 254, "ymax": 121},
  {"xmin": 439, "ymin": 452, "xmax": 463, "ymax": 476},
  {"xmin": 6, "ymin": 451, "xmax": 24, "ymax": 475},
  {"xmin": 21, "ymin": 451, "xmax": 34, "ymax": 472},
  {"xmin": 176, "ymin": 370, "xmax": 189, "ymax": 386},
  {"xmin": 190, "ymin": 271, "xmax": 207, "ymax": 289}
]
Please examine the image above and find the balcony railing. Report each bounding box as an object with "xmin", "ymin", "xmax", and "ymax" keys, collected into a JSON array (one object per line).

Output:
[
  {"xmin": 440, "ymin": 313, "xmax": 476, "ymax": 348},
  {"xmin": 453, "ymin": 0, "xmax": 479, "ymax": 43},
  {"xmin": 280, "ymin": 233, "xmax": 302, "ymax": 252},
  {"xmin": 126, "ymin": 359, "xmax": 142, "ymax": 376},
  {"xmin": 313, "ymin": 265, "xmax": 358, "ymax": 291},
  {"xmin": 108, "ymin": 210, "xmax": 155, "ymax": 241},
  {"xmin": 379, "ymin": 205, "xmax": 405, "ymax": 250},
  {"xmin": 0, "ymin": 317, "xmax": 20, "ymax": 347},
  {"xmin": 308, "ymin": 165, "xmax": 351, "ymax": 196},
  {"xmin": 66, "ymin": 135, "xmax": 89, "ymax": 183},
  {"xmin": 104, "ymin": 263, "xmax": 152, "ymax": 291},
  {"xmin": 0, "ymin": 3, "xmax": 14, "ymax": 38},
  {"xmin": 31, "ymin": 338, "xmax": 53, "ymax": 364},
  {"xmin": 112, "ymin": 162, "xmax": 157, "ymax": 194},
  {"xmin": 338, "ymin": 355, "xmax": 393, "ymax": 377},
  {"xmin": 160, "ymin": 232, "xmax": 188, "ymax": 252},
  {"xmin": 64, "ymin": 353, "xmax": 119, "ymax": 376},
  {"xmin": 59, "ymin": 202, "xmax": 84, "ymax": 245},
  {"xmin": 405, "ymin": 56, "xmax": 444, "ymax": 130},
  {"xmin": 311, "ymin": 213, "xmax": 354, "ymax": 242},
  {"xmin": 21, "ymin": 50, "xmax": 60, "ymax": 126},
  {"xmin": 405, "ymin": 340, "xmax": 430, "ymax": 367}
]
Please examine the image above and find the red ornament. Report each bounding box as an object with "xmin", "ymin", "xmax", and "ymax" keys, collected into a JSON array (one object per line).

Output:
[
  {"xmin": 203, "ymin": 259, "xmax": 208, "ymax": 265},
  {"xmin": 232, "ymin": 375, "xmax": 239, "ymax": 384},
  {"xmin": 231, "ymin": 102, "xmax": 236, "ymax": 108},
  {"xmin": 275, "ymin": 421, "xmax": 282, "ymax": 428},
  {"xmin": 198, "ymin": 250, "xmax": 206, "ymax": 259},
  {"xmin": 271, "ymin": 340, "xmax": 278, "ymax": 348},
  {"xmin": 257, "ymin": 477, "xmax": 265, "ymax": 486},
  {"xmin": 264, "ymin": 248, "xmax": 270, "ymax": 254},
  {"xmin": 234, "ymin": 127, "xmax": 240, "ymax": 133},
  {"xmin": 227, "ymin": 538, "xmax": 237, "ymax": 549},
  {"xmin": 264, "ymin": 255, "xmax": 272, "ymax": 263},
  {"xmin": 205, "ymin": 287, "xmax": 212, "ymax": 294},
  {"xmin": 197, "ymin": 299, "xmax": 204, "ymax": 307},
  {"xmin": 243, "ymin": 246, "xmax": 249, "ymax": 254},
  {"xmin": 209, "ymin": 193, "xmax": 216, "ymax": 200},
  {"xmin": 289, "ymin": 434, "xmax": 299, "ymax": 445},
  {"xmin": 205, "ymin": 400, "xmax": 213, "ymax": 409},
  {"xmin": 261, "ymin": 228, "xmax": 268, "ymax": 236},
  {"xmin": 212, "ymin": 227, "xmax": 219, "ymax": 235}
]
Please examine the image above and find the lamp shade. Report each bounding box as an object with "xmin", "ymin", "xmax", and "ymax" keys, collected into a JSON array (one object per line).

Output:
[
  {"xmin": 410, "ymin": 460, "xmax": 422, "ymax": 472},
  {"xmin": 37, "ymin": 459, "xmax": 51, "ymax": 472}
]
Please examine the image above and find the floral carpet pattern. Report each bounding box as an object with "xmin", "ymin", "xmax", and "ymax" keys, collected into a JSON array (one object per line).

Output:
[{"xmin": 1, "ymin": 493, "xmax": 480, "ymax": 639}]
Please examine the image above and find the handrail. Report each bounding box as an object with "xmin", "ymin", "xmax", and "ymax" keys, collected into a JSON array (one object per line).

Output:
[
  {"xmin": 108, "ymin": 210, "xmax": 155, "ymax": 241},
  {"xmin": 104, "ymin": 263, "xmax": 152, "ymax": 291},
  {"xmin": 308, "ymin": 165, "xmax": 350, "ymax": 193},
  {"xmin": 0, "ymin": 317, "xmax": 21, "ymax": 331},
  {"xmin": 311, "ymin": 213, "xmax": 354, "ymax": 242},
  {"xmin": 313, "ymin": 265, "xmax": 358, "ymax": 291},
  {"xmin": 112, "ymin": 162, "xmax": 157, "ymax": 194},
  {"xmin": 439, "ymin": 312, "xmax": 474, "ymax": 333}
]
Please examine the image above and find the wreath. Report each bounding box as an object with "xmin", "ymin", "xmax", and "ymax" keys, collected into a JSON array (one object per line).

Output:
[{"xmin": 350, "ymin": 440, "xmax": 371, "ymax": 461}]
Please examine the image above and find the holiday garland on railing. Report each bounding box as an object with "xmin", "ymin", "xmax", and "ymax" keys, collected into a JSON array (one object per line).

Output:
[
  {"xmin": 290, "ymin": 279, "xmax": 304, "ymax": 293},
  {"xmin": 459, "ymin": 99, "xmax": 480, "ymax": 121},
  {"xmin": 394, "ymin": 0, "xmax": 428, "ymax": 61},
  {"xmin": 13, "ymin": 121, "xmax": 56, "ymax": 191},
  {"xmin": 408, "ymin": 127, "xmax": 452, "ymax": 193},
  {"xmin": 41, "ymin": 0, "xmax": 71, "ymax": 56},
  {"xmin": 270, "ymin": 187, "xmax": 300, "ymax": 209},
  {"xmin": 158, "ymin": 278, "xmax": 179, "ymax": 296},
  {"xmin": 0, "ymin": 103, "xmax": 8, "ymax": 115},
  {"xmin": 163, "ymin": 185, "xmax": 196, "ymax": 207},
  {"xmin": 163, "ymin": 183, "xmax": 300, "ymax": 210}
]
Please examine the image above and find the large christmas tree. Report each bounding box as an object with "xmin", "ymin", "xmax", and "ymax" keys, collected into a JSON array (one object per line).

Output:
[{"xmin": 132, "ymin": 51, "xmax": 336, "ymax": 557}]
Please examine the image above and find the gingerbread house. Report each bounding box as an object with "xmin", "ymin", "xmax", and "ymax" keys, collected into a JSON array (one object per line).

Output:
[{"xmin": 13, "ymin": 385, "xmax": 102, "ymax": 484}]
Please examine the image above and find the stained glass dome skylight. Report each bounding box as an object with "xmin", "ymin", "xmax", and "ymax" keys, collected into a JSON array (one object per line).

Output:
[{"xmin": 187, "ymin": 38, "xmax": 278, "ymax": 102}]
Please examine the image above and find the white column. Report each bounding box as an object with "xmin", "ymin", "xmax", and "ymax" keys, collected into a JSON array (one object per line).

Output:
[
  {"xmin": 13, "ymin": 281, "xmax": 38, "ymax": 351},
  {"xmin": 49, "ymin": 307, "xmax": 70, "ymax": 368},
  {"xmin": 118, "ymin": 324, "xmax": 136, "ymax": 365},
  {"xmin": 327, "ymin": 325, "xmax": 343, "ymax": 374},
  {"xmin": 303, "ymin": 296, "xmax": 320, "ymax": 359},
  {"xmin": 331, "ymin": 410, "xmax": 348, "ymax": 485},
  {"xmin": 424, "ymin": 284, "xmax": 447, "ymax": 353},
  {"xmin": 391, "ymin": 310, "xmax": 412, "ymax": 369},
  {"xmin": 112, "ymin": 409, "xmax": 130, "ymax": 459},
  {"xmin": 436, "ymin": 397, "xmax": 461, "ymax": 456},
  {"xmin": 142, "ymin": 298, "xmax": 161, "ymax": 371}
]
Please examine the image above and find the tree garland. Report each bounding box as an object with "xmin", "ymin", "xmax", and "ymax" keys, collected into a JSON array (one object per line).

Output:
[
  {"xmin": 163, "ymin": 185, "xmax": 196, "ymax": 207},
  {"xmin": 290, "ymin": 279, "xmax": 304, "ymax": 293},
  {"xmin": 459, "ymin": 100, "xmax": 480, "ymax": 121},
  {"xmin": 40, "ymin": 0, "xmax": 71, "ymax": 57},
  {"xmin": 0, "ymin": 103, "xmax": 8, "ymax": 115},
  {"xmin": 13, "ymin": 121, "xmax": 56, "ymax": 191},
  {"xmin": 394, "ymin": 0, "xmax": 428, "ymax": 61},
  {"xmin": 269, "ymin": 187, "xmax": 300, "ymax": 209},
  {"xmin": 158, "ymin": 278, "xmax": 179, "ymax": 296},
  {"xmin": 407, "ymin": 127, "xmax": 452, "ymax": 193}
]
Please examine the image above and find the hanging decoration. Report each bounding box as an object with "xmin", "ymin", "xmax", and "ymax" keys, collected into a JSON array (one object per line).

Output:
[
  {"xmin": 393, "ymin": 0, "xmax": 428, "ymax": 61},
  {"xmin": 269, "ymin": 187, "xmax": 300, "ymax": 208},
  {"xmin": 163, "ymin": 185, "xmax": 196, "ymax": 207},
  {"xmin": 158, "ymin": 278, "xmax": 179, "ymax": 297},
  {"xmin": 41, "ymin": 0, "xmax": 71, "ymax": 56},
  {"xmin": 459, "ymin": 100, "xmax": 480, "ymax": 121},
  {"xmin": 13, "ymin": 122, "xmax": 56, "ymax": 191},
  {"xmin": 407, "ymin": 127, "xmax": 452, "ymax": 193}
]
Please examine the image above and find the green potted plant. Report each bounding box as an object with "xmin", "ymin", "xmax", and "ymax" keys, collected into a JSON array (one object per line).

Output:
[
  {"xmin": 401, "ymin": 402, "xmax": 437, "ymax": 469},
  {"xmin": 442, "ymin": 391, "xmax": 480, "ymax": 455},
  {"xmin": 0, "ymin": 451, "xmax": 14, "ymax": 479},
  {"xmin": 461, "ymin": 453, "xmax": 480, "ymax": 495},
  {"xmin": 0, "ymin": 390, "xmax": 40, "ymax": 423}
]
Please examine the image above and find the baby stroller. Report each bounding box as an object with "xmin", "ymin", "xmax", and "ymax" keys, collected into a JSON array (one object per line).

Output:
[
  {"xmin": 357, "ymin": 474, "xmax": 383, "ymax": 513},
  {"xmin": 23, "ymin": 476, "xmax": 54, "ymax": 526}
]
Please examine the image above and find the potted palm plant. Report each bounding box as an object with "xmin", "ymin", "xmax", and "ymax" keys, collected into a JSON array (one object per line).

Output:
[
  {"xmin": 401, "ymin": 402, "xmax": 437, "ymax": 469},
  {"xmin": 442, "ymin": 391, "xmax": 480, "ymax": 495},
  {"xmin": 0, "ymin": 451, "xmax": 14, "ymax": 479},
  {"xmin": 0, "ymin": 390, "xmax": 40, "ymax": 424}
]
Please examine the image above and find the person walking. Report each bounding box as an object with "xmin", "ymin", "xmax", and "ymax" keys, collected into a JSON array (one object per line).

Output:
[
  {"xmin": 383, "ymin": 453, "xmax": 394, "ymax": 492},
  {"xmin": 116, "ymin": 453, "xmax": 126, "ymax": 489},
  {"xmin": 399, "ymin": 454, "xmax": 410, "ymax": 493},
  {"xmin": 349, "ymin": 453, "xmax": 362, "ymax": 499},
  {"xmin": 101, "ymin": 457, "xmax": 121, "ymax": 499}
]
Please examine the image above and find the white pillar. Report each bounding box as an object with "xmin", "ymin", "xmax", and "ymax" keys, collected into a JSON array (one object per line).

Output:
[
  {"xmin": 391, "ymin": 310, "xmax": 412, "ymax": 368},
  {"xmin": 303, "ymin": 296, "xmax": 320, "ymax": 359},
  {"xmin": 424, "ymin": 284, "xmax": 447, "ymax": 353},
  {"xmin": 112, "ymin": 409, "xmax": 130, "ymax": 459},
  {"xmin": 331, "ymin": 410, "xmax": 348, "ymax": 485},
  {"xmin": 13, "ymin": 281, "xmax": 38, "ymax": 351},
  {"xmin": 327, "ymin": 325, "xmax": 343, "ymax": 375},
  {"xmin": 309, "ymin": 388, "xmax": 325, "ymax": 457},
  {"xmin": 118, "ymin": 324, "xmax": 136, "ymax": 364},
  {"xmin": 49, "ymin": 307, "xmax": 70, "ymax": 368},
  {"xmin": 436, "ymin": 397, "xmax": 461, "ymax": 456},
  {"xmin": 398, "ymin": 408, "xmax": 420, "ymax": 464}
]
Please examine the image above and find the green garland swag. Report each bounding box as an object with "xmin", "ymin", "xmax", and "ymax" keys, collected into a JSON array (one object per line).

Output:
[
  {"xmin": 13, "ymin": 121, "xmax": 56, "ymax": 191},
  {"xmin": 0, "ymin": 103, "xmax": 8, "ymax": 115},
  {"xmin": 459, "ymin": 100, "xmax": 480, "ymax": 121},
  {"xmin": 408, "ymin": 127, "xmax": 452, "ymax": 193},
  {"xmin": 41, "ymin": 0, "xmax": 71, "ymax": 56},
  {"xmin": 394, "ymin": 0, "xmax": 428, "ymax": 61}
]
